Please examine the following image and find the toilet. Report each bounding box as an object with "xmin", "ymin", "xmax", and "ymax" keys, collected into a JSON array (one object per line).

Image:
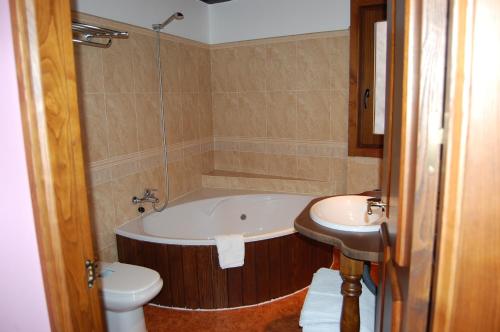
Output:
[{"xmin": 99, "ymin": 262, "xmax": 163, "ymax": 332}]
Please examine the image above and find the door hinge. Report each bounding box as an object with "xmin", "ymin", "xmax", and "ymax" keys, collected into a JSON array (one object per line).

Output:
[{"xmin": 85, "ymin": 259, "xmax": 97, "ymax": 289}]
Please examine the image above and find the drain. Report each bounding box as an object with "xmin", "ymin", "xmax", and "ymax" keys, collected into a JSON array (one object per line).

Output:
[{"xmin": 240, "ymin": 214, "xmax": 247, "ymax": 220}]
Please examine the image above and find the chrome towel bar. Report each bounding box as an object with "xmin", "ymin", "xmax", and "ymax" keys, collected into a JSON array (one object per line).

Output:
[{"xmin": 72, "ymin": 21, "xmax": 128, "ymax": 48}]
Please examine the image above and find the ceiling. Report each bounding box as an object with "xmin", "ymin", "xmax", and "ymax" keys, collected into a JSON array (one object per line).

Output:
[{"xmin": 199, "ymin": 0, "xmax": 232, "ymax": 4}]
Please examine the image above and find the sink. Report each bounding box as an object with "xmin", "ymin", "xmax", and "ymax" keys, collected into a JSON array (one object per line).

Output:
[{"xmin": 309, "ymin": 195, "xmax": 384, "ymax": 232}]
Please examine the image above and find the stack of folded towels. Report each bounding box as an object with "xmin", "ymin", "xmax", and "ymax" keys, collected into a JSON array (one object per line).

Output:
[{"xmin": 299, "ymin": 268, "xmax": 375, "ymax": 332}]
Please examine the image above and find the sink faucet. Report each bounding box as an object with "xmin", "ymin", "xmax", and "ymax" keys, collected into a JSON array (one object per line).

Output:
[
  {"xmin": 132, "ymin": 189, "xmax": 160, "ymax": 205},
  {"xmin": 366, "ymin": 197, "xmax": 387, "ymax": 215}
]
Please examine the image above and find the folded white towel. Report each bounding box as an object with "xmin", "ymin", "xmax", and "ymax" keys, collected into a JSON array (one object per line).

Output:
[
  {"xmin": 214, "ymin": 234, "xmax": 245, "ymax": 269},
  {"xmin": 309, "ymin": 268, "xmax": 344, "ymax": 295},
  {"xmin": 300, "ymin": 269, "xmax": 376, "ymax": 331},
  {"xmin": 302, "ymin": 323, "xmax": 340, "ymax": 332}
]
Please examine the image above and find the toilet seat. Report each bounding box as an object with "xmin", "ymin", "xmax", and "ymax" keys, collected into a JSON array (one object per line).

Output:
[{"xmin": 99, "ymin": 262, "xmax": 163, "ymax": 312}]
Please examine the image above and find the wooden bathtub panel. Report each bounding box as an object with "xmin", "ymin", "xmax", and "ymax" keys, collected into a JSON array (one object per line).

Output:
[
  {"xmin": 168, "ymin": 246, "xmax": 186, "ymax": 307},
  {"xmin": 254, "ymin": 240, "xmax": 270, "ymax": 303},
  {"xmin": 280, "ymin": 236, "xmax": 293, "ymax": 295},
  {"xmin": 227, "ymin": 267, "xmax": 243, "ymax": 307},
  {"xmin": 116, "ymin": 233, "xmax": 333, "ymax": 309},
  {"xmin": 242, "ymin": 242, "xmax": 257, "ymax": 305},
  {"xmin": 211, "ymin": 247, "xmax": 229, "ymax": 308},
  {"xmin": 182, "ymin": 246, "xmax": 200, "ymax": 308},
  {"xmin": 155, "ymin": 245, "xmax": 172, "ymax": 306},
  {"xmin": 268, "ymin": 237, "xmax": 282, "ymax": 299},
  {"xmin": 196, "ymin": 246, "xmax": 214, "ymax": 308}
]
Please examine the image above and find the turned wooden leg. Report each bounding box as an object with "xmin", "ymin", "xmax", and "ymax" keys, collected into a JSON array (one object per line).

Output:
[{"xmin": 340, "ymin": 253, "xmax": 364, "ymax": 332}]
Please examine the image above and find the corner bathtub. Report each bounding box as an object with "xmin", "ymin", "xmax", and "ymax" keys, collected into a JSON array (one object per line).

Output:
[{"xmin": 116, "ymin": 193, "xmax": 333, "ymax": 309}]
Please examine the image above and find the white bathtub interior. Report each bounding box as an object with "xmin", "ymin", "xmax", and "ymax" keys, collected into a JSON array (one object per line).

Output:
[{"xmin": 116, "ymin": 189, "xmax": 316, "ymax": 245}]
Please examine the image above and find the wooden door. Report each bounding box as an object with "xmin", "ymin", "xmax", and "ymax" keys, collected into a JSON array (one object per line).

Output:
[
  {"xmin": 376, "ymin": 0, "xmax": 448, "ymax": 331},
  {"xmin": 10, "ymin": 0, "xmax": 105, "ymax": 330},
  {"xmin": 431, "ymin": 0, "xmax": 500, "ymax": 330}
]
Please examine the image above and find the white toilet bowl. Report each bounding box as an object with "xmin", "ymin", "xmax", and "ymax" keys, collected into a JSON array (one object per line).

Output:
[{"xmin": 99, "ymin": 262, "xmax": 163, "ymax": 332}]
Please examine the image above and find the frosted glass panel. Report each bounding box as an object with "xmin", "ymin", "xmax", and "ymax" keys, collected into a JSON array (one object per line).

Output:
[{"xmin": 373, "ymin": 21, "xmax": 387, "ymax": 135}]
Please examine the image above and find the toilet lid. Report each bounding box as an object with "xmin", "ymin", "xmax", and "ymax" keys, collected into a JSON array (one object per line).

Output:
[{"xmin": 100, "ymin": 262, "xmax": 160, "ymax": 295}]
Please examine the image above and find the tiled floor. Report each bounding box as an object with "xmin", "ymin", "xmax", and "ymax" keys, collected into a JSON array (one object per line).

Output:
[{"xmin": 144, "ymin": 288, "xmax": 307, "ymax": 332}]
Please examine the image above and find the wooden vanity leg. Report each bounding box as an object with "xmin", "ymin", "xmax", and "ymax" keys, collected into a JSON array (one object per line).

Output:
[{"xmin": 340, "ymin": 253, "xmax": 364, "ymax": 332}]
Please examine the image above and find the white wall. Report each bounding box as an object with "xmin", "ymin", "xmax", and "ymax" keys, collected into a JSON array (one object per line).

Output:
[
  {"xmin": 209, "ymin": 0, "xmax": 350, "ymax": 44},
  {"xmin": 73, "ymin": 0, "xmax": 210, "ymax": 43},
  {"xmin": 0, "ymin": 0, "xmax": 51, "ymax": 330},
  {"xmin": 73, "ymin": 0, "xmax": 349, "ymax": 44}
]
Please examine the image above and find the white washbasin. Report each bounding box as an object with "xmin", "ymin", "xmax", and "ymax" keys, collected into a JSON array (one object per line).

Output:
[{"xmin": 309, "ymin": 195, "xmax": 384, "ymax": 232}]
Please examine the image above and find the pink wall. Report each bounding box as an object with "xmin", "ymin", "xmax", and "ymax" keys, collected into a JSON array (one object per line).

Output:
[{"xmin": 0, "ymin": 0, "xmax": 51, "ymax": 330}]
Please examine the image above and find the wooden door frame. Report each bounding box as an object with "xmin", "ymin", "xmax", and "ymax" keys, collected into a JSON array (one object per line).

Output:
[
  {"xmin": 431, "ymin": 0, "xmax": 500, "ymax": 330},
  {"xmin": 378, "ymin": 0, "xmax": 448, "ymax": 330},
  {"xmin": 9, "ymin": 0, "xmax": 104, "ymax": 330}
]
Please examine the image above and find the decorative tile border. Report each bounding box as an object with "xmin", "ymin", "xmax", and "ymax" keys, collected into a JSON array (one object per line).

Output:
[
  {"xmin": 214, "ymin": 137, "xmax": 347, "ymax": 159},
  {"xmin": 87, "ymin": 137, "xmax": 213, "ymax": 186}
]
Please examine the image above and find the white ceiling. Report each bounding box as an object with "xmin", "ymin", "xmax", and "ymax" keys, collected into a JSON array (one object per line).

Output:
[{"xmin": 72, "ymin": 0, "xmax": 350, "ymax": 44}]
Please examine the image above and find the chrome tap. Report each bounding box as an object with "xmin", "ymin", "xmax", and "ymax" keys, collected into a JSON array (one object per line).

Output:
[
  {"xmin": 132, "ymin": 189, "xmax": 160, "ymax": 205},
  {"xmin": 366, "ymin": 197, "xmax": 387, "ymax": 215}
]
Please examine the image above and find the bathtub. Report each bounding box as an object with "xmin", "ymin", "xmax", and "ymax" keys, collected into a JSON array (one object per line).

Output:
[{"xmin": 116, "ymin": 192, "xmax": 333, "ymax": 309}]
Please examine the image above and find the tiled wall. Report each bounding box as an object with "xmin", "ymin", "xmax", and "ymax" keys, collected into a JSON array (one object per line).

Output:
[
  {"xmin": 74, "ymin": 14, "xmax": 213, "ymax": 261},
  {"xmin": 209, "ymin": 31, "xmax": 381, "ymax": 195},
  {"xmin": 75, "ymin": 15, "xmax": 381, "ymax": 261}
]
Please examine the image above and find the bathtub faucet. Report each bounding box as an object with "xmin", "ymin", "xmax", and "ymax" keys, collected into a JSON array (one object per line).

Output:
[{"xmin": 132, "ymin": 189, "xmax": 160, "ymax": 206}]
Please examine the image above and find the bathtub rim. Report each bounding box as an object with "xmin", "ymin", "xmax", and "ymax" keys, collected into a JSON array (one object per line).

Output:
[{"xmin": 115, "ymin": 190, "xmax": 316, "ymax": 246}]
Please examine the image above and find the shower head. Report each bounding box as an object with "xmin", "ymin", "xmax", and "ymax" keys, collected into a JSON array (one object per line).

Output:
[{"xmin": 152, "ymin": 12, "xmax": 184, "ymax": 31}]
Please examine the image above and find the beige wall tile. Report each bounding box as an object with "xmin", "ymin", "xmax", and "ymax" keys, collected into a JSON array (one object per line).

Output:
[
  {"xmin": 236, "ymin": 46, "xmax": 266, "ymax": 91},
  {"xmin": 297, "ymin": 37, "xmax": 331, "ymax": 90},
  {"xmin": 239, "ymin": 91, "xmax": 267, "ymax": 137},
  {"xmin": 239, "ymin": 152, "xmax": 268, "ymax": 174},
  {"xmin": 182, "ymin": 93, "xmax": 200, "ymax": 142},
  {"xmin": 88, "ymin": 182, "xmax": 115, "ymax": 251},
  {"xmin": 297, "ymin": 90, "xmax": 330, "ymax": 140},
  {"xmin": 297, "ymin": 156, "xmax": 330, "ymax": 181},
  {"xmin": 165, "ymin": 92, "xmax": 183, "ymax": 144},
  {"xmin": 74, "ymin": 46, "xmax": 103, "ymax": 94},
  {"xmin": 211, "ymin": 48, "xmax": 239, "ymax": 92},
  {"xmin": 347, "ymin": 157, "xmax": 382, "ymax": 194},
  {"xmin": 199, "ymin": 92, "xmax": 213, "ymax": 139},
  {"xmin": 212, "ymin": 92, "xmax": 239, "ymax": 137},
  {"xmin": 98, "ymin": 244, "xmax": 118, "ymax": 262},
  {"xmin": 201, "ymin": 151, "xmax": 214, "ymax": 174},
  {"xmin": 103, "ymin": 38, "xmax": 133, "ymax": 93},
  {"xmin": 80, "ymin": 94, "xmax": 108, "ymax": 162},
  {"xmin": 266, "ymin": 41, "xmax": 297, "ymax": 91},
  {"xmin": 111, "ymin": 173, "xmax": 141, "ymax": 226},
  {"xmin": 160, "ymin": 39, "xmax": 181, "ymax": 93},
  {"xmin": 214, "ymin": 150, "xmax": 240, "ymax": 171},
  {"xmin": 331, "ymin": 35, "xmax": 350, "ymax": 91},
  {"xmin": 131, "ymin": 33, "xmax": 158, "ymax": 93},
  {"xmin": 267, "ymin": 154, "xmax": 297, "ymax": 178},
  {"xmin": 139, "ymin": 167, "xmax": 166, "ymax": 207},
  {"xmin": 331, "ymin": 157, "xmax": 347, "ymax": 195},
  {"xmin": 331, "ymin": 89, "xmax": 349, "ymax": 142},
  {"xmin": 198, "ymin": 48, "xmax": 212, "ymax": 92},
  {"xmin": 179, "ymin": 44, "xmax": 200, "ymax": 93},
  {"xmin": 266, "ymin": 91, "xmax": 297, "ymax": 139},
  {"xmin": 168, "ymin": 160, "xmax": 187, "ymax": 199},
  {"xmin": 105, "ymin": 93, "xmax": 138, "ymax": 157},
  {"xmin": 184, "ymin": 154, "xmax": 202, "ymax": 193},
  {"xmin": 136, "ymin": 93, "xmax": 161, "ymax": 150}
]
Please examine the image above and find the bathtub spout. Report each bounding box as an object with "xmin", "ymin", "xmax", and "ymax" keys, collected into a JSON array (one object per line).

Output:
[{"xmin": 132, "ymin": 189, "xmax": 160, "ymax": 205}]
